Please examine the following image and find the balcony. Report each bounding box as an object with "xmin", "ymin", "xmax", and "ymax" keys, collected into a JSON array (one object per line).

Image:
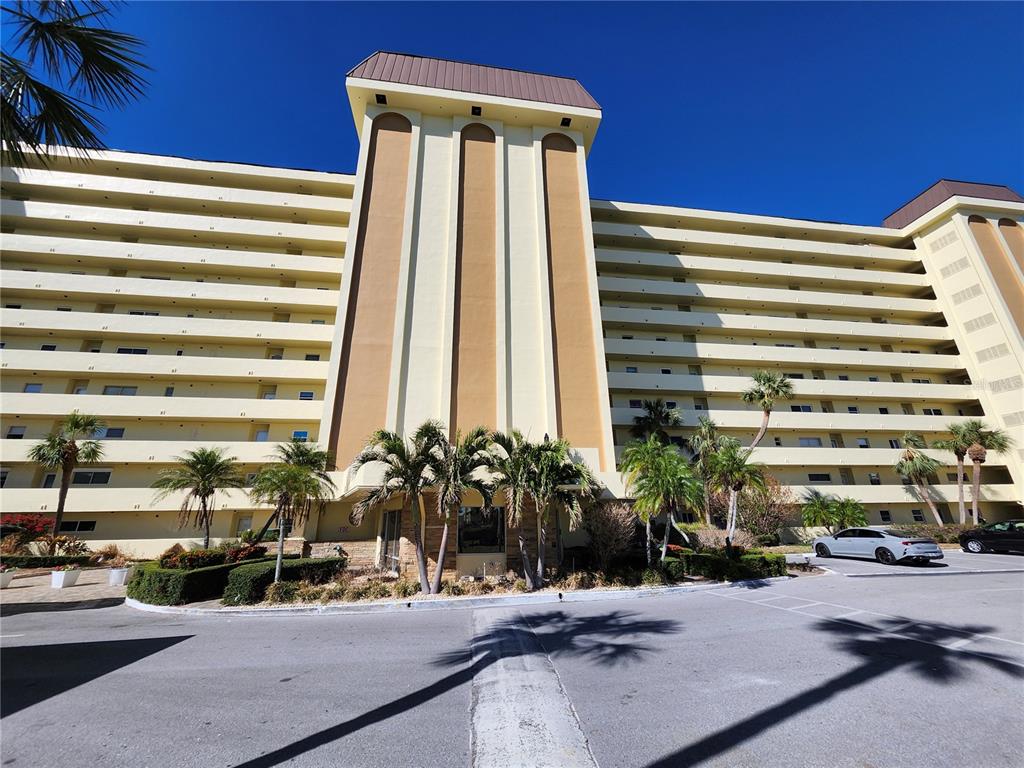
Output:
[
  {"xmin": 0, "ymin": 199, "xmax": 347, "ymax": 252},
  {"xmin": 0, "ymin": 350, "xmax": 329, "ymax": 382},
  {"xmin": 1, "ymin": 233, "xmax": 344, "ymax": 280},
  {"xmin": 596, "ymin": 248, "xmax": 928, "ymax": 294},
  {"xmin": 0, "ymin": 440, "xmax": 294, "ymax": 465},
  {"xmin": 0, "ymin": 486, "xmax": 272, "ymax": 514},
  {"xmin": 0, "ymin": 308, "xmax": 334, "ymax": 346},
  {"xmin": 0, "ymin": 270, "xmax": 340, "ymax": 312},
  {"xmin": 2, "ymin": 393, "xmax": 322, "ymax": 422},
  {"xmin": 608, "ymin": 407, "xmax": 972, "ymax": 433},
  {"xmin": 598, "ymin": 276, "xmax": 939, "ymax": 317},
  {"xmin": 604, "ymin": 339, "xmax": 963, "ymax": 372},
  {"xmin": 600, "ymin": 306, "xmax": 952, "ymax": 343},
  {"xmin": 606, "ymin": 372, "xmax": 974, "ymax": 402}
]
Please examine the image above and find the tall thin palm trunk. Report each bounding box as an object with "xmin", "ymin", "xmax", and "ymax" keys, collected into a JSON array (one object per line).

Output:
[
  {"xmin": 201, "ymin": 497, "xmax": 211, "ymax": 549},
  {"xmin": 52, "ymin": 459, "xmax": 75, "ymax": 554},
  {"xmin": 412, "ymin": 496, "xmax": 430, "ymax": 594},
  {"xmin": 749, "ymin": 411, "xmax": 770, "ymax": 450},
  {"xmin": 429, "ymin": 507, "xmax": 452, "ymax": 595},
  {"xmin": 660, "ymin": 506, "xmax": 676, "ymax": 562},
  {"xmin": 970, "ymin": 461, "xmax": 983, "ymax": 525},
  {"xmin": 725, "ymin": 488, "xmax": 739, "ymax": 550},
  {"xmin": 645, "ymin": 517, "xmax": 653, "ymax": 566},
  {"xmin": 915, "ymin": 481, "xmax": 944, "ymax": 526},
  {"xmin": 535, "ymin": 510, "xmax": 547, "ymax": 588},
  {"xmin": 954, "ymin": 454, "xmax": 966, "ymax": 525},
  {"xmin": 273, "ymin": 504, "xmax": 286, "ymax": 583},
  {"xmin": 702, "ymin": 478, "xmax": 712, "ymax": 526},
  {"xmin": 518, "ymin": 520, "xmax": 535, "ymax": 591}
]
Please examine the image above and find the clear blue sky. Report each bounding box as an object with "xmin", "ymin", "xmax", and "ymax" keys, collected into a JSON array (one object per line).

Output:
[{"xmin": 53, "ymin": 2, "xmax": 1024, "ymax": 225}]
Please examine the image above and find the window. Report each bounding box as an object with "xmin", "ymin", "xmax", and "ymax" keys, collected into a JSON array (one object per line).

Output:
[
  {"xmin": 878, "ymin": 407, "xmax": 889, "ymax": 415},
  {"xmin": 23, "ymin": 383, "xmax": 42, "ymax": 393},
  {"xmin": 912, "ymin": 509, "xmax": 925, "ymax": 523},
  {"xmin": 40, "ymin": 344, "xmax": 56, "ymax": 351},
  {"xmin": 660, "ymin": 368, "xmax": 672, "ymax": 375},
  {"xmin": 298, "ymin": 391, "xmax": 315, "ymax": 401},
  {"xmin": 799, "ymin": 437, "xmax": 823, "ymax": 447},
  {"xmin": 808, "ymin": 473, "xmax": 832, "ymax": 483},
  {"xmin": 694, "ymin": 397, "xmax": 708, "ymax": 411},
  {"xmin": 838, "ymin": 375, "xmax": 849, "ymax": 381},
  {"xmin": 622, "ymin": 335, "xmax": 634, "ymax": 340},
  {"xmin": 254, "ymin": 429, "xmax": 270, "ymax": 442},
  {"xmin": 164, "ymin": 387, "xmax": 175, "ymax": 397},
  {"xmin": 857, "ymin": 438, "xmax": 870, "ymax": 449},
  {"xmin": 625, "ymin": 366, "xmax": 638, "ymax": 374},
  {"xmin": 785, "ymin": 373, "xmax": 805, "ymax": 380},
  {"xmin": 775, "ymin": 343, "xmax": 796, "ymax": 348},
  {"xmin": 128, "ymin": 310, "xmax": 159, "ymax": 316},
  {"xmin": 42, "ymin": 473, "xmax": 56, "ymax": 488},
  {"xmin": 291, "ymin": 430, "xmax": 309, "ymax": 443},
  {"xmin": 176, "ymin": 350, "xmax": 184, "ymax": 356},
  {"xmin": 304, "ymin": 354, "xmax": 320, "ymax": 361},
  {"xmin": 773, "ymin": 436, "xmax": 782, "ymax": 446},
  {"xmin": 102, "ymin": 385, "xmax": 137, "ymax": 396},
  {"xmin": 847, "ymin": 406, "xmax": 859, "ymax": 414},
  {"xmin": 0, "ymin": 470, "xmax": 8, "ymax": 487},
  {"xmin": 688, "ymin": 365, "xmax": 702, "ymax": 376},
  {"xmin": 888, "ymin": 439, "xmax": 901, "ymax": 449},
  {"xmin": 235, "ymin": 515, "xmax": 253, "ymax": 535},
  {"xmin": 97, "ymin": 427, "xmax": 125, "ymax": 439},
  {"xmin": 311, "ymin": 319, "xmax": 326, "ymax": 325},
  {"xmin": 6, "ymin": 426, "xmax": 26, "ymax": 439},
  {"xmin": 72, "ymin": 470, "xmax": 110, "ymax": 485},
  {"xmin": 458, "ymin": 506, "xmax": 505, "ymax": 553},
  {"xmin": 868, "ymin": 473, "xmax": 881, "ymax": 486},
  {"xmin": 57, "ymin": 307, "xmax": 72, "ymax": 312},
  {"xmin": 790, "ymin": 405, "xmax": 812, "ymax": 413},
  {"xmin": 879, "ymin": 510, "xmax": 892, "ymax": 524},
  {"xmin": 665, "ymin": 401, "xmax": 677, "ymax": 409},
  {"xmin": 116, "ymin": 347, "xmax": 148, "ymax": 355},
  {"xmin": 4, "ymin": 304, "xmax": 21, "ymax": 309},
  {"xmin": 923, "ymin": 408, "xmax": 943, "ymax": 416},
  {"xmin": 655, "ymin": 337, "xmax": 667, "ymax": 342},
  {"xmin": 868, "ymin": 376, "xmax": 879, "ymax": 382},
  {"xmin": 58, "ymin": 520, "xmax": 97, "ymax": 532},
  {"xmin": 628, "ymin": 399, "xmax": 642, "ymax": 408},
  {"xmin": 946, "ymin": 472, "xmax": 960, "ymax": 482},
  {"xmin": 912, "ymin": 378, "xmax": 931, "ymax": 384}
]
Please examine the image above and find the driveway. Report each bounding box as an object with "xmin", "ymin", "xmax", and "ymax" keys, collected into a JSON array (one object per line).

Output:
[
  {"xmin": 813, "ymin": 549, "xmax": 1024, "ymax": 577},
  {"xmin": 2, "ymin": 569, "xmax": 1022, "ymax": 767}
]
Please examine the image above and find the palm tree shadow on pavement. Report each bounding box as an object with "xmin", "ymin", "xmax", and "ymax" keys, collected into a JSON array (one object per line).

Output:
[
  {"xmin": 230, "ymin": 609, "xmax": 680, "ymax": 768},
  {"xmin": 643, "ymin": 616, "xmax": 1024, "ymax": 767}
]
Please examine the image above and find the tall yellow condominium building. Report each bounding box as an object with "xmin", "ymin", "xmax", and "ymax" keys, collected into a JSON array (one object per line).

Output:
[{"xmin": 2, "ymin": 52, "xmax": 1022, "ymax": 572}]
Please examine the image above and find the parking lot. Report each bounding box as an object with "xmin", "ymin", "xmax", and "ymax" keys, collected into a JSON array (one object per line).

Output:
[{"xmin": 812, "ymin": 549, "xmax": 1024, "ymax": 577}]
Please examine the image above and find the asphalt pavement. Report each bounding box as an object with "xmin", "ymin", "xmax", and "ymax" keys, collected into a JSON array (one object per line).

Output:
[{"xmin": 2, "ymin": 568, "xmax": 1022, "ymax": 767}]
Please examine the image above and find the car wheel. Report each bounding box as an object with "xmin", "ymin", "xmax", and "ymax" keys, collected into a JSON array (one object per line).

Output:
[
  {"xmin": 875, "ymin": 548, "xmax": 896, "ymax": 565},
  {"xmin": 963, "ymin": 539, "xmax": 985, "ymax": 554},
  {"xmin": 815, "ymin": 544, "xmax": 831, "ymax": 558}
]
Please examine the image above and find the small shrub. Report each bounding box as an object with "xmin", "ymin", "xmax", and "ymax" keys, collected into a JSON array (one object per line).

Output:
[
  {"xmin": 390, "ymin": 579, "xmax": 420, "ymax": 598},
  {"xmin": 693, "ymin": 527, "xmax": 756, "ymax": 552},
  {"xmin": 641, "ymin": 567, "xmax": 666, "ymax": 587},
  {"xmin": 35, "ymin": 534, "xmax": 89, "ymax": 556},
  {"xmin": 583, "ymin": 501, "xmax": 637, "ymax": 572},
  {"xmin": 223, "ymin": 544, "xmax": 267, "ymax": 563},
  {"xmin": 561, "ymin": 571, "xmax": 595, "ymax": 591},
  {"xmin": 89, "ymin": 543, "xmax": 128, "ymax": 565},
  {"xmin": 265, "ymin": 581, "xmax": 299, "ymax": 603},
  {"xmin": 157, "ymin": 543, "xmax": 186, "ymax": 568},
  {"xmin": 661, "ymin": 557, "xmax": 687, "ymax": 583},
  {"xmin": 465, "ymin": 580, "xmax": 495, "ymax": 596},
  {"xmin": 295, "ymin": 581, "xmax": 326, "ymax": 603},
  {"xmin": 511, "ymin": 578, "xmax": 528, "ymax": 593},
  {"xmin": 440, "ymin": 580, "xmax": 464, "ymax": 597},
  {"xmin": 361, "ymin": 581, "xmax": 392, "ymax": 601},
  {"xmin": 172, "ymin": 549, "xmax": 227, "ymax": 570},
  {"xmin": 222, "ymin": 557, "xmax": 346, "ymax": 605},
  {"xmin": 320, "ymin": 582, "xmax": 348, "ymax": 602}
]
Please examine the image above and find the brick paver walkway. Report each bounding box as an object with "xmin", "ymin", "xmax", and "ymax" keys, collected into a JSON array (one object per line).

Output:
[{"xmin": 1, "ymin": 568, "xmax": 126, "ymax": 613}]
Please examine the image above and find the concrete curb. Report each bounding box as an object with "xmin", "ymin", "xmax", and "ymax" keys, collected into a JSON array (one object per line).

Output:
[
  {"xmin": 842, "ymin": 568, "xmax": 1024, "ymax": 578},
  {"xmin": 124, "ymin": 575, "xmax": 792, "ymax": 617}
]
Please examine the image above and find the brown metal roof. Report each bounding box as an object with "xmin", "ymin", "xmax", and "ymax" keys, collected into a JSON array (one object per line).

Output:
[
  {"xmin": 883, "ymin": 180, "xmax": 1023, "ymax": 229},
  {"xmin": 347, "ymin": 51, "xmax": 600, "ymax": 111}
]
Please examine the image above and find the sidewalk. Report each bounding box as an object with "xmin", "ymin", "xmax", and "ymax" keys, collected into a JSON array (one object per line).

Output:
[{"xmin": 0, "ymin": 569, "xmax": 126, "ymax": 614}]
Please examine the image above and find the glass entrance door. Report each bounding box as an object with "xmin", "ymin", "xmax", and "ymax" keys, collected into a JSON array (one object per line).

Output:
[{"xmin": 380, "ymin": 510, "xmax": 401, "ymax": 572}]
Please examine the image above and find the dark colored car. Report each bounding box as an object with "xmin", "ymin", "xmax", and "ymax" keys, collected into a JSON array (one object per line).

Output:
[{"xmin": 959, "ymin": 520, "xmax": 1024, "ymax": 554}]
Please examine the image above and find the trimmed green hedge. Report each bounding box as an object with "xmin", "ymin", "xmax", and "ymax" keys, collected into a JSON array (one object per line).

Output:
[
  {"xmin": 126, "ymin": 554, "xmax": 296, "ymax": 605},
  {"xmin": 662, "ymin": 550, "xmax": 787, "ymax": 582},
  {"xmin": 0, "ymin": 555, "xmax": 91, "ymax": 569},
  {"xmin": 222, "ymin": 557, "xmax": 346, "ymax": 606}
]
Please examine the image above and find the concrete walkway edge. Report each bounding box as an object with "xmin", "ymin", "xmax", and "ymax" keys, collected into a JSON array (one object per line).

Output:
[{"xmin": 123, "ymin": 576, "xmax": 793, "ymax": 617}]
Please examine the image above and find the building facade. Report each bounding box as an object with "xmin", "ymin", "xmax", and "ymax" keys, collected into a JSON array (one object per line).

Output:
[{"xmin": 2, "ymin": 52, "xmax": 1022, "ymax": 572}]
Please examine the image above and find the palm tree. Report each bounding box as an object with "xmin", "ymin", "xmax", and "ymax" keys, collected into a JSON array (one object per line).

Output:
[
  {"xmin": 27, "ymin": 410, "xmax": 104, "ymax": 553},
  {"xmin": 932, "ymin": 422, "xmax": 974, "ymax": 525},
  {"xmin": 427, "ymin": 425, "xmax": 494, "ymax": 594},
  {"xmin": 2, "ymin": 1, "xmax": 148, "ymax": 167},
  {"xmin": 490, "ymin": 430, "xmax": 539, "ymax": 590},
  {"xmin": 685, "ymin": 416, "xmax": 720, "ymax": 525},
  {"xmin": 801, "ymin": 489, "xmax": 839, "ymax": 534},
  {"xmin": 964, "ymin": 423, "xmax": 1013, "ymax": 525},
  {"xmin": 741, "ymin": 370, "xmax": 794, "ymax": 449},
  {"xmin": 627, "ymin": 443, "xmax": 701, "ymax": 563},
  {"xmin": 893, "ymin": 433, "xmax": 944, "ymax": 526},
  {"xmin": 352, "ymin": 423, "xmax": 440, "ymax": 594},
  {"xmin": 707, "ymin": 437, "xmax": 765, "ymax": 550},
  {"xmin": 631, "ymin": 399, "xmax": 683, "ymax": 443},
  {"xmin": 249, "ymin": 442, "xmax": 336, "ymax": 583},
  {"xmin": 620, "ymin": 436, "xmax": 668, "ymax": 565},
  {"xmin": 526, "ymin": 439, "xmax": 595, "ymax": 586},
  {"xmin": 831, "ymin": 497, "xmax": 868, "ymax": 530},
  {"xmin": 151, "ymin": 447, "xmax": 244, "ymax": 549}
]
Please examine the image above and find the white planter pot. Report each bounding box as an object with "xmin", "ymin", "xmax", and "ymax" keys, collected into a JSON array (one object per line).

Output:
[
  {"xmin": 0, "ymin": 571, "xmax": 15, "ymax": 589},
  {"xmin": 108, "ymin": 567, "xmax": 131, "ymax": 586},
  {"xmin": 50, "ymin": 570, "xmax": 81, "ymax": 589}
]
